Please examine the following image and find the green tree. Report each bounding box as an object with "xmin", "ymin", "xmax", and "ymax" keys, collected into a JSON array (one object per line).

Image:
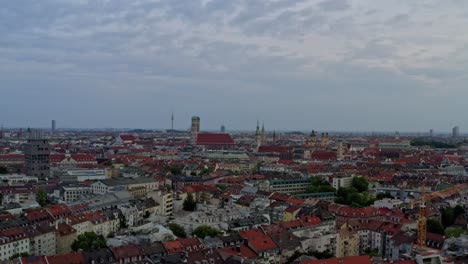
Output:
[
  {"xmin": 454, "ymin": 205, "xmax": 465, "ymax": 219},
  {"xmin": 286, "ymin": 250, "xmax": 305, "ymax": 263},
  {"xmin": 306, "ymin": 177, "xmax": 335, "ymax": 193},
  {"xmin": 364, "ymin": 248, "xmax": 380, "ymax": 257},
  {"xmin": 36, "ymin": 189, "xmax": 47, "ymax": 207},
  {"xmin": 445, "ymin": 227, "xmax": 467, "ymax": 238},
  {"xmin": 308, "ymin": 250, "xmax": 333, "ymax": 259},
  {"xmin": 442, "ymin": 207, "xmax": 455, "ymax": 227},
  {"xmin": 376, "ymin": 192, "xmax": 393, "ymax": 200},
  {"xmin": 352, "ymin": 177, "xmax": 369, "ymax": 192},
  {"xmin": 9, "ymin": 252, "xmax": 29, "ymax": 260},
  {"xmin": 427, "ymin": 219, "xmax": 445, "ymax": 235},
  {"xmin": 183, "ymin": 193, "xmax": 197, "ymax": 211},
  {"xmin": 71, "ymin": 232, "xmax": 107, "ymax": 252},
  {"xmin": 192, "ymin": 225, "xmax": 222, "ymax": 238},
  {"xmin": 119, "ymin": 215, "xmax": 128, "ymax": 229},
  {"xmin": 0, "ymin": 166, "xmax": 8, "ymax": 174},
  {"xmin": 168, "ymin": 223, "xmax": 187, "ymax": 238}
]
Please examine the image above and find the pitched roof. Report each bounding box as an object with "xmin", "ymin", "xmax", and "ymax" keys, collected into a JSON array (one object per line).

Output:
[
  {"xmin": 197, "ymin": 133, "xmax": 235, "ymax": 145},
  {"xmin": 218, "ymin": 244, "xmax": 258, "ymax": 259},
  {"xmin": 240, "ymin": 229, "xmax": 277, "ymax": 253},
  {"xmin": 46, "ymin": 252, "xmax": 85, "ymax": 264},
  {"xmin": 111, "ymin": 244, "xmax": 142, "ymax": 259}
]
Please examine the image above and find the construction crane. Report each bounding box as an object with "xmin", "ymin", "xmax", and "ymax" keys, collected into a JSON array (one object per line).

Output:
[
  {"xmin": 417, "ymin": 183, "xmax": 427, "ymax": 247},
  {"xmin": 409, "ymin": 183, "xmax": 467, "ymax": 208}
]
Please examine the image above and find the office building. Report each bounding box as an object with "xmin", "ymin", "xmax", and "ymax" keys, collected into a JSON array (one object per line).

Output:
[
  {"xmin": 51, "ymin": 120, "xmax": 56, "ymax": 134},
  {"xmin": 452, "ymin": 126, "xmax": 460, "ymax": 137},
  {"xmin": 24, "ymin": 131, "xmax": 50, "ymax": 179},
  {"xmin": 221, "ymin": 125, "xmax": 226, "ymax": 133}
]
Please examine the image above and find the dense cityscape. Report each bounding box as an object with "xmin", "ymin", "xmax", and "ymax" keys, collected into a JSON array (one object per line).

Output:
[{"xmin": 0, "ymin": 117, "xmax": 466, "ymax": 264}]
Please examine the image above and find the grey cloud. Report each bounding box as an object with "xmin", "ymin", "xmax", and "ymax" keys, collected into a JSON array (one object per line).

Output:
[
  {"xmin": 317, "ymin": 0, "xmax": 350, "ymax": 12},
  {"xmin": 1, "ymin": 0, "xmax": 468, "ymax": 130}
]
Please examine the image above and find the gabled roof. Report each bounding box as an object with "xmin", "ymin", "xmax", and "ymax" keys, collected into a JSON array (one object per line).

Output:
[
  {"xmin": 240, "ymin": 229, "xmax": 277, "ymax": 253},
  {"xmin": 197, "ymin": 133, "xmax": 235, "ymax": 145},
  {"xmin": 218, "ymin": 244, "xmax": 257, "ymax": 259},
  {"xmin": 111, "ymin": 244, "xmax": 142, "ymax": 259},
  {"xmin": 46, "ymin": 252, "xmax": 85, "ymax": 264}
]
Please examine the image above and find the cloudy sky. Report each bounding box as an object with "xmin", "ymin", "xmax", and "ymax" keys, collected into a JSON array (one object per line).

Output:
[{"xmin": 1, "ymin": 0, "xmax": 467, "ymax": 132}]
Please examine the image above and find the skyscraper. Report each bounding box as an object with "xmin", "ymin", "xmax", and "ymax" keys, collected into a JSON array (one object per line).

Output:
[
  {"xmin": 220, "ymin": 125, "xmax": 226, "ymax": 133},
  {"xmin": 429, "ymin": 129, "xmax": 433, "ymax": 137},
  {"xmin": 24, "ymin": 130, "xmax": 50, "ymax": 179},
  {"xmin": 452, "ymin": 126, "xmax": 460, "ymax": 138},
  {"xmin": 51, "ymin": 120, "xmax": 56, "ymax": 134}
]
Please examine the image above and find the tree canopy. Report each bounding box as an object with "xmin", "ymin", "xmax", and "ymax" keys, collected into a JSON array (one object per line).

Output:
[
  {"xmin": 427, "ymin": 219, "xmax": 445, "ymax": 235},
  {"xmin": 36, "ymin": 189, "xmax": 47, "ymax": 207},
  {"xmin": 352, "ymin": 177, "xmax": 369, "ymax": 192},
  {"xmin": 306, "ymin": 177, "xmax": 335, "ymax": 193},
  {"xmin": 192, "ymin": 225, "xmax": 222, "ymax": 238},
  {"xmin": 71, "ymin": 232, "xmax": 107, "ymax": 252},
  {"xmin": 0, "ymin": 166, "xmax": 8, "ymax": 174},
  {"xmin": 183, "ymin": 193, "xmax": 197, "ymax": 211},
  {"xmin": 376, "ymin": 192, "xmax": 393, "ymax": 200},
  {"xmin": 168, "ymin": 223, "xmax": 187, "ymax": 238}
]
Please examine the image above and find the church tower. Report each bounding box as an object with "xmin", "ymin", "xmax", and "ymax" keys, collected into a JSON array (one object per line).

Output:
[
  {"xmin": 261, "ymin": 123, "xmax": 266, "ymax": 145},
  {"xmin": 307, "ymin": 130, "xmax": 317, "ymax": 147},
  {"xmin": 321, "ymin": 132, "xmax": 330, "ymax": 147},
  {"xmin": 255, "ymin": 120, "xmax": 262, "ymax": 149}
]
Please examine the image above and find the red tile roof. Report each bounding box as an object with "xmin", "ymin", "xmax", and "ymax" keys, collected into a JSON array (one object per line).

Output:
[
  {"xmin": 111, "ymin": 244, "xmax": 142, "ymax": 260},
  {"xmin": 46, "ymin": 204, "xmax": 72, "ymax": 217},
  {"xmin": 218, "ymin": 244, "xmax": 257, "ymax": 258},
  {"xmin": 196, "ymin": 133, "xmax": 235, "ymax": 145},
  {"xmin": 119, "ymin": 134, "xmax": 137, "ymax": 142},
  {"xmin": 299, "ymin": 215, "xmax": 321, "ymax": 226},
  {"xmin": 240, "ymin": 229, "xmax": 277, "ymax": 253},
  {"xmin": 24, "ymin": 208, "xmax": 52, "ymax": 223},
  {"xmin": 46, "ymin": 252, "xmax": 85, "ymax": 264},
  {"xmin": 163, "ymin": 240, "xmax": 184, "ymax": 254}
]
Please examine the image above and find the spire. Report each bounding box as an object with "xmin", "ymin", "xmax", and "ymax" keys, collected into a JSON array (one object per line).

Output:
[
  {"xmin": 255, "ymin": 120, "xmax": 260, "ymax": 135},
  {"xmin": 261, "ymin": 123, "xmax": 265, "ymax": 133}
]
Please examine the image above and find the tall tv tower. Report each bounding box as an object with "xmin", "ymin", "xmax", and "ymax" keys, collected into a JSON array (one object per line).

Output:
[{"xmin": 171, "ymin": 112, "xmax": 174, "ymax": 139}]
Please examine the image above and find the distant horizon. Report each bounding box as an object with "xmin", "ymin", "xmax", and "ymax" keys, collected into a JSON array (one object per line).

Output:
[{"xmin": 0, "ymin": 125, "xmax": 464, "ymax": 135}]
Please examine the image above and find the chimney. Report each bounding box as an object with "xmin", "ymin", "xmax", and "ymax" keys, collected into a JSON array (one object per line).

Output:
[{"xmin": 55, "ymin": 221, "xmax": 58, "ymax": 230}]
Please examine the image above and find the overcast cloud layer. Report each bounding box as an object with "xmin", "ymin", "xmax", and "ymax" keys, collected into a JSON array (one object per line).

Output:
[{"xmin": 1, "ymin": 0, "xmax": 468, "ymax": 132}]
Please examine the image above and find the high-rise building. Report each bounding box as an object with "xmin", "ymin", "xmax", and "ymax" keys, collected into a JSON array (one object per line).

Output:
[
  {"xmin": 452, "ymin": 126, "xmax": 460, "ymax": 138},
  {"xmin": 220, "ymin": 125, "xmax": 226, "ymax": 133},
  {"xmin": 191, "ymin": 116, "xmax": 200, "ymax": 144},
  {"xmin": 51, "ymin": 120, "xmax": 56, "ymax": 134},
  {"xmin": 24, "ymin": 130, "xmax": 50, "ymax": 179},
  {"xmin": 429, "ymin": 129, "xmax": 434, "ymax": 137}
]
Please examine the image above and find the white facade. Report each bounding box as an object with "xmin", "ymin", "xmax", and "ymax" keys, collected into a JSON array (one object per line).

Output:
[
  {"xmin": 0, "ymin": 237, "xmax": 30, "ymax": 261},
  {"xmin": 332, "ymin": 176, "xmax": 353, "ymax": 190},
  {"xmin": 373, "ymin": 198, "xmax": 403, "ymax": 209}
]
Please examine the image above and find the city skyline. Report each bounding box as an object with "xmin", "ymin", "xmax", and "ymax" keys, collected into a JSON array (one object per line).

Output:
[{"xmin": 1, "ymin": 0, "xmax": 468, "ymax": 131}]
